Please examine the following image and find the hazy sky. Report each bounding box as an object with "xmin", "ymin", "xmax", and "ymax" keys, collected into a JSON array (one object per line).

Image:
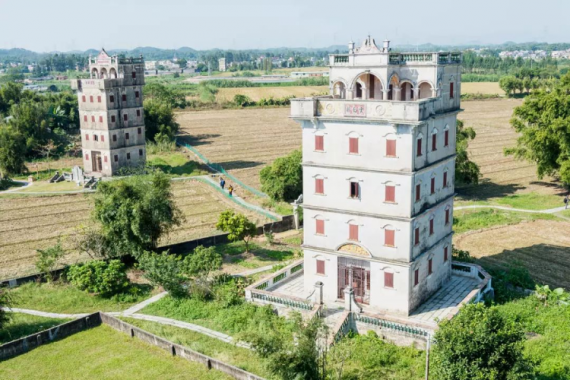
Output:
[{"xmin": 0, "ymin": 0, "xmax": 568, "ymax": 52}]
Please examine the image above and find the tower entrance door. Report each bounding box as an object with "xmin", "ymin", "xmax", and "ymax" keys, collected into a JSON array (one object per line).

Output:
[
  {"xmin": 91, "ymin": 151, "xmax": 102, "ymax": 172},
  {"xmin": 337, "ymin": 257, "xmax": 370, "ymax": 305}
]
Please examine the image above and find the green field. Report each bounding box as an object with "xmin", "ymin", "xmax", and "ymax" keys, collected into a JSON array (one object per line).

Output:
[
  {"xmin": 0, "ymin": 325, "xmax": 230, "ymax": 380},
  {"xmin": 0, "ymin": 313, "xmax": 68, "ymax": 344}
]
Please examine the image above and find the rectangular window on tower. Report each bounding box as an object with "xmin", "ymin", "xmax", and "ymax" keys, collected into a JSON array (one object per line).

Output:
[
  {"xmin": 127, "ymin": 152, "xmax": 131, "ymax": 160},
  {"xmin": 97, "ymin": 96, "xmax": 101, "ymax": 103},
  {"xmin": 384, "ymin": 229, "xmax": 395, "ymax": 247},
  {"xmin": 316, "ymin": 260, "xmax": 325, "ymax": 275},
  {"xmin": 114, "ymin": 155, "xmax": 118, "ymax": 162},
  {"xmin": 350, "ymin": 182, "xmax": 359, "ymax": 199},
  {"xmin": 443, "ymin": 171, "xmax": 448, "ymax": 188},
  {"xmin": 122, "ymin": 94, "xmax": 127, "ymax": 102},
  {"xmin": 85, "ymin": 134, "xmax": 89, "ymax": 141},
  {"xmin": 431, "ymin": 177, "xmax": 435, "ymax": 194},
  {"xmin": 123, "ymin": 114, "xmax": 128, "ymax": 122},
  {"xmin": 132, "ymin": 71, "xmax": 137, "ymax": 79},
  {"xmin": 136, "ymin": 109, "xmax": 141, "ymax": 117},
  {"xmin": 82, "ymin": 95, "xmax": 86, "ymax": 103},
  {"xmin": 445, "ymin": 209, "xmax": 450, "ymax": 225},
  {"xmin": 444, "ymin": 246, "xmax": 449, "ymax": 262},
  {"xmin": 139, "ymin": 149, "xmax": 143, "ymax": 156},
  {"xmin": 110, "ymin": 95, "xmax": 114, "ymax": 103},
  {"xmin": 315, "ymin": 135, "xmax": 324, "ymax": 151},
  {"xmin": 428, "ymin": 259, "xmax": 433, "ymax": 275},
  {"xmin": 450, "ymin": 82, "xmax": 454, "ymax": 99},
  {"xmin": 316, "ymin": 219, "xmax": 325, "ymax": 235},
  {"xmin": 104, "ymin": 156, "xmax": 108, "ymax": 163},
  {"xmin": 386, "ymin": 139, "xmax": 396, "ymax": 157},
  {"xmin": 90, "ymin": 96, "xmax": 93, "ymax": 103},
  {"xmin": 101, "ymin": 135, "xmax": 105, "ymax": 142},
  {"xmin": 444, "ymin": 130, "xmax": 449, "ymax": 147},
  {"xmin": 430, "ymin": 219, "xmax": 434, "ymax": 235},
  {"xmin": 91, "ymin": 116, "xmax": 95, "ymax": 122},
  {"xmin": 99, "ymin": 116, "xmax": 103, "ymax": 123},
  {"xmin": 385, "ymin": 185, "xmax": 395, "ymax": 203},
  {"xmin": 349, "ymin": 137, "xmax": 359, "ymax": 154},
  {"xmin": 138, "ymin": 127, "xmax": 142, "ymax": 135},
  {"xmin": 415, "ymin": 184, "xmax": 421, "ymax": 202},
  {"xmin": 83, "ymin": 115, "xmax": 87, "ymax": 122},
  {"xmin": 125, "ymin": 133, "xmax": 130, "ymax": 140},
  {"xmin": 111, "ymin": 115, "xmax": 116, "ymax": 123},
  {"xmin": 384, "ymin": 272, "xmax": 394, "ymax": 288},
  {"xmin": 93, "ymin": 135, "xmax": 98, "ymax": 142},
  {"xmin": 135, "ymin": 91, "xmax": 140, "ymax": 99},
  {"xmin": 315, "ymin": 178, "xmax": 324, "ymax": 194},
  {"xmin": 417, "ymin": 138, "xmax": 422, "ymax": 156},
  {"xmin": 414, "ymin": 269, "xmax": 419, "ymax": 286},
  {"xmin": 112, "ymin": 134, "xmax": 117, "ymax": 142},
  {"xmin": 432, "ymin": 134, "xmax": 437, "ymax": 151},
  {"xmin": 85, "ymin": 153, "xmax": 89, "ymax": 160},
  {"xmin": 414, "ymin": 227, "xmax": 420, "ymax": 246},
  {"xmin": 349, "ymin": 224, "xmax": 359, "ymax": 241}
]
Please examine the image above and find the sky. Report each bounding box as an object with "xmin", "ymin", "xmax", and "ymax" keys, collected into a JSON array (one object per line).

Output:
[{"xmin": 0, "ymin": 0, "xmax": 568, "ymax": 52}]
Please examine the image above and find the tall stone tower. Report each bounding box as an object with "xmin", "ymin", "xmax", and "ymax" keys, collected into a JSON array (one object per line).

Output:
[
  {"xmin": 71, "ymin": 49, "xmax": 146, "ymax": 177},
  {"xmin": 291, "ymin": 37, "xmax": 462, "ymax": 316}
]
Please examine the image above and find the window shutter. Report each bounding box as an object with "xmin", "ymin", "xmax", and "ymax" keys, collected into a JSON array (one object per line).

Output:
[
  {"xmin": 316, "ymin": 260, "xmax": 325, "ymax": 275},
  {"xmin": 450, "ymin": 82, "xmax": 454, "ymax": 98},
  {"xmin": 444, "ymin": 246, "xmax": 448, "ymax": 262},
  {"xmin": 445, "ymin": 209, "xmax": 450, "ymax": 225},
  {"xmin": 85, "ymin": 153, "xmax": 89, "ymax": 160},
  {"xmin": 90, "ymin": 96, "xmax": 93, "ymax": 103},
  {"xmin": 443, "ymin": 172, "xmax": 448, "ymax": 188},
  {"xmin": 432, "ymin": 134, "xmax": 437, "ymax": 151},
  {"xmin": 431, "ymin": 178, "xmax": 435, "ymax": 194},
  {"xmin": 350, "ymin": 182, "xmax": 359, "ymax": 198},
  {"xmin": 385, "ymin": 229, "xmax": 395, "ymax": 246},
  {"xmin": 349, "ymin": 137, "xmax": 358, "ymax": 154},
  {"xmin": 444, "ymin": 130, "xmax": 449, "ymax": 146},
  {"xmin": 416, "ymin": 184, "xmax": 421, "ymax": 202},
  {"xmin": 417, "ymin": 138, "xmax": 422, "ymax": 156},
  {"xmin": 315, "ymin": 135, "xmax": 324, "ymax": 151},
  {"xmin": 99, "ymin": 116, "xmax": 103, "ymax": 123},
  {"xmin": 414, "ymin": 228, "xmax": 420, "ymax": 245},
  {"xmin": 85, "ymin": 134, "xmax": 89, "ymax": 141},
  {"xmin": 316, "ymin": 219, "xmax": 325, "ymax": 235},
  {"xmin": 83, "ymin": 115, "xmax": 87, "ymax": 122},
  {"xmin": 349, "ymin": 224, "xmax": 359, "ymax": 241},
  {"xmin": 104, "ymin": 156, "xmax": 108, "ymax": 163},
  {"xmin": 91, "ymin": 116, "xmax": 95, "ymax": 122},
  {"xmin": 82, "ymin": 95, "xmax": 86, "ymax": 102},
  {"xmin": 430, "ymin": 219, "xmax": 434, "ymax": 235},
  {"xmin": 385, "ymin": 185, "xmax": 395, "ymax": 202},
  {"xmin": 429, "ymin": 259, "xmax": 433, "ymax": 275},
  {"xmin": 384, "ymin": 272, "xmax": 394, "ymax": 288},
  {"xmin": 315, "ymin": 178, "xmax": 324, "ymax": 194},
  {"xmin": 101, "ymin": 135, "xmax": 104, "ymax": 142},
  {"xmin": 97, "ymin": 96, "xmax": 101, "ymax": 103},
  {"xmin": 386, "ymin": 139, "xmax": 396, "ymax": 156},
  {"xmin": 414, "ymin": 269, "xmax": 419, "ymax": 286}
]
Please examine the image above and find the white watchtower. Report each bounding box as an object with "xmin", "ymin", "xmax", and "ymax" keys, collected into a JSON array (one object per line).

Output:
[{"xmin": 291, "ymin": 37, "xmax": 462, "ymax": 315}]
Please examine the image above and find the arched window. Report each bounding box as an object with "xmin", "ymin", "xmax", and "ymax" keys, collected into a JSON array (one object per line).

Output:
[
  {"xmin": 431, "ymin": 128, "xmax": 438, "ymax": 151},
  {"xmin": 416, "ymin": 133, "xmax": 424, "ymax": 157},
  {"xmin": 443, "ymin": 125, "xmax": 450, "ymax": 147}
]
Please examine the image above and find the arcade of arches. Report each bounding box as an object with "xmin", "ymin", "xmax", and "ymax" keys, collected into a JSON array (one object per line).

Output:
[{"xmin": 333, "ymin": 74, "xmax": 434, "ymax": 101}]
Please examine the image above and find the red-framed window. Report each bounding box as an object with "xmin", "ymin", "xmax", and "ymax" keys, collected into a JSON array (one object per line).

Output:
[
  {"xmin": 316, "ymin": 219, "xmax": 325, "ymax": 235},
  {"xmin": 429, "ymin": 219, "xmax": 434, "ymax": 235},
  {"xmin": 414, "ymin": 228, "xmax": 420, "ymax": 246},
  {"xmin": 444, "ymin": 130, "xmax": 449, "ymax": 146},
  {"xmin": 97, "ymin": 96, "xmax": 101, "ymax": 103},
  {"xmin": 414, "ymin": 269, "xmax": 419, "ymax": 286},
  {"xmin": 385, "ymin": 185, "xmax": 395, "ymax": 202},
  {"xmin": 385, "ymin": 229, "xmax": 395, "ymax": 247},
  {"xmin": 89, "ymin": 96, "xmax": 93, "ymax": 103},
  {"xmin": 315, "ymin": 135, "xmax": 324, "ymax": 151},
  {"xmin": 85, "ymin": 153, "xmax": 89, "ymax": 160},
  {"xmin": 444, "ymin": 246, "xmax": 449, "ymax": 262},
  {"xmin": 428, "ymin": 259, "xmax": 433, "ymax": 275},
  {"xmin": 443, "ymin": 171, "xmax": 448, "ymax": 188},
  {"xmin": 432, "ymin": 134, "xmax": 437, "ymax": 151},
  {"xmin": 315, "ymin": 178, "xmax": 324, "ymax": 194},
  {"xmin": 114, "ymin": 155, "xmax": 118, "ymax": 162},
  {"xmin": 349, "ymin": 224, "xmax": 359, "ymax": 241},
  {"xmin": 445, "ymin": 209, "xmax": 450, "ymax": 225},
  {"xmin": 82, "ymin": 95, "xmax": 86, "ymax": 102},
  {"xmin": 85, "ymin": 134, "xmax": 89, "ymax": 141},
  {"xmin": 417, "ymin": 138, "xmax": 422, "ymax": 156},
  {"xmin": 99, "ymin": 116, "xmax": 103, "ymax": 123},
  {"xmin": 350, "ymin": 182, "xmax": 359, "ymax": 198},
  {"xmin": 386, "ymin": 139, "xmax": 397, "ymax": 157},
  {"xmin": 349, "ymin": 137, "xmax": 359, "ymax": 154},
  {"xmin": 384, "ymin": 272, "xmax": 394, "ymax": 288},
  {"xmin": 415, "ymin": 184, "xmax": 421, "ymax": 202},
  {"xmin": 431, "ymin": 177, "xmax": 435, "ymax": 194},
  {"xmin": 316, "ymin": 259, "xmax": 325, "ymax": 275}
]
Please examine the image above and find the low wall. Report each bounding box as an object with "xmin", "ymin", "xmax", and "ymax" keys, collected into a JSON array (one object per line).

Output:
[{"xmin": 0, "ymin": 313, "xmax": 101, "ymax": 361}]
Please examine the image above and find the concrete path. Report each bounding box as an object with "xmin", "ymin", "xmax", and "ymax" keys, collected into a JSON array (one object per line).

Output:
[
  {"xmin": 0, "ymin": 180, "xmax": 32, "ymax": 194},
  {"xmin": 122, "ymin": 291, "xmax": 168, "ymax": 315},
  {"xmin": 1, "ymin": 307, "xmax": 88, "ymax": 320}
]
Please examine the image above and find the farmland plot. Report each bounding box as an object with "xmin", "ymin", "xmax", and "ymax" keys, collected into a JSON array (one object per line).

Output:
[{"xmin": 216, "ymin": 86, "xmax": 328, "ymax": 102}]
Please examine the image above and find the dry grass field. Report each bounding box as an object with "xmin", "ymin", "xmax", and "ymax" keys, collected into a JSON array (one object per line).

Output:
[
  {"xmin": 216, "ymin": 86, "xmax": 328, "ymax": 102},
  {"xmin": 461, "ymin": 82, "xmax": 503, "ymax": 95},
  {"xmin": 454, "ymin": 220, "xmax": 570, "ymax": 289},
  {"xmin": 0, "ymin": 181, "xmax": 270, "ymax": 281},
  {"xmin": 177, "ymin": 107, "xmax": 301, "ymax": 191}
]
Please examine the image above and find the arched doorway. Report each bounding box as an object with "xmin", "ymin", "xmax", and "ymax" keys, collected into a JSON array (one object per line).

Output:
[
  {"xmin": 418, "ymin": 82, "xmax": 434, "ymax": 99},
  {"xmin": 109, "ymin": 68, "xmax": 117, "ymax": 79},
  {"xmin": 333, "ymin": 81, "xmax": 346, "ymax": 99},
  {"xmin": 353, "ymin": 73, "xmax": 383, "ymax": 100},
  {"xmin": 100, "ymin": 68, "xmax": 108, "ymax": 79},
  {"xmin": 91, "ymin": 68, "xmax": 99, "ymax": 79},
  {"xmin": 400, "ymin": 82, "xmax": 414, "ymax": 101}
]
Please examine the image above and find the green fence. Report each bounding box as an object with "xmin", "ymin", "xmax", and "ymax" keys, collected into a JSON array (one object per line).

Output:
[{"xmin": 180, "ymin": 142, "xmax": 268, "ymax": 198}]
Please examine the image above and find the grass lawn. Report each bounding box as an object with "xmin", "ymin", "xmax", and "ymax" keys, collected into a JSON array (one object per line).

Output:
[
  {"xmin": 494, "ymin": 294, "xmax": 570, "ymax": 379},
  {"xmin": 9, "ymin": 282, "xmax": 155, "ymax": 314},
  {"xmin": 0, "ymin": 324, "xmax": 230, "ymax": 380},
  {"xmin": 0, "ymin": 313, "xmax": 68, "ymax": 344},
  {"xmin": 455, "ymin": 192, "xmax": 566, "ymax": 211},
  {"xmin": 121, "ymin": 318, "xmax": 271, "ymax": 378},
  {"xmin": 148, "ymin": 151, "xmax": 207, "ymax": 177},
  {"xmin": 452, "ymin": 208, "xmax": 558, "ymax": 234},
  {"xmin": 13, "ymin": 181, "xmax": 84, "ymax": 193}
]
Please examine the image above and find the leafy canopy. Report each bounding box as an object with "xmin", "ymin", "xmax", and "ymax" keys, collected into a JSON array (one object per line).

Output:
[
  {"xmin": 216, "ymin": 210, "xmax": 257, "ymax": 252},
  {"xmin": 92, "ymin": 172, "xmax": 182, "ymax": 258},
  {"xmin": 506, "ymin": 73, "xmax": 570, "ymax": 185},
  {"xmin": 260, "ymin": 149, "xmax": 302, "ymax": 202},
  {"xmin": 67, "ymin": 260, "xmax": 129, "ymax": 297},
  {"xmin": 432, "ymin": 303, "xmax": 534, "ymax": 380},
  {"xmin": 455, "ymin": 119, "xmax": 481, "ymax": 186}
]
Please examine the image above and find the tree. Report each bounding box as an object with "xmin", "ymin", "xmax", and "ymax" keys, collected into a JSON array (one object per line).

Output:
[
  {"xmin": 455, "ymin": 120, "xmax": 481, "ymax": 186},
  {"xmin": 216, "ymin": 210, "xmax": 257, "ymax": 252},
  {"xmin": 432, "ymin": 303, "xmax": 534, "ymax": 380},
  {"xmin": 137, "ymin": 251, "xmax": 187, "ymax": 297},
  {"xmin": 37, "ymin": 139, "xmax": 57, "ymax": 176},
  {"xmin": 177, "ymin": 58, "xmax": 188, "ymax": 69},
  {"xmin": 91, "ymin": 172, "xmax": 182, "ymax": 258},
  {"xmin": 183, "ymin": 245, "xmax": 222, "ymax": 279},
  {"xmin": 35, "ymin": 241, "xmax": 65, "ymax": 282},
  {"xmin": 499, "ymin": 76, "xmax": 518, "ymax": 97},
  {"xmin": 505, "ymin": 73, "xmax": 570, "ymax": 184},
  {"xmin": 0, "ymin": 125, "xmax": 26, "ymax": 178},
  {"xmin": 143, "ymin": 98, "xmax": 180, "ymax": 142},
  {"xmin": 260, "ymin": 149, "xmax": 302, "ymax": 202}
]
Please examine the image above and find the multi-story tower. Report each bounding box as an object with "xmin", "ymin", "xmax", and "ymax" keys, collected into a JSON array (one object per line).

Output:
[
  {"xmin": 292, "ymin": 37, "xmax": 461, "ymax": 316},
  {"xmin": 71, "ymin": 49, "xmax": 146, "ymax": 177}
]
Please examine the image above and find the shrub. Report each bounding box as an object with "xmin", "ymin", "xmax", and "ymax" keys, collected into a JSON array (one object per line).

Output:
[
  {"xmin": 260, "ymin": 149, "xmax": 302, "ymax": 202},
  {"xmin": 138, "ymin": 251, "xmax": 187, "ymax": 297},
  {"xmin": 35, "ymin": 241, "xmax": 65, "ymax": 282},
  {"xmin": 0, "ymin": 287, "xmax": 10, "ymax": 329},
  {"xmin": 432, "ymin": 303, "xmax": 534, "ymax": 380},
  {"xmin": 183, "ymin": 245, "xmax": 222, "ymax": 279},
  {"xmin": 216, "ymin": 210, "xmax": 257, "ymax": 252},
  {"xmin": 452, "ymin": 246, "xmax": 474, "ymax": 263},
  {"xmin": 67, "ymin": 260, "xmax": 129, "ymax": 297}
]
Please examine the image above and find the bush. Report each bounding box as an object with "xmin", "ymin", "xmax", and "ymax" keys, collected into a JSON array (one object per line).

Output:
[
  {"xmin": 183, "ymin": 246, "xmax": 222, "ymax": 278},
  {"xmin": 67, "ymin": 260, "xmax": 129, "ymax": 297},
  {"xmin": 35, "ymin": 241, "xmax": 65, "ymax": 282},
  {"xmin": 260, "ymin": 149, "xmax": 302, "ymax": 202},
  {"xmin": 0, "ymin": 177, "xmax": 16, "ymax": 191},
  {"xmin": 138, "ymin": 251, "xmax": 187, "ymax": 297},
  {"xmin": 216, "ymin": 210, "xmax": 257, "ymax": 252},
  {"xmin": 452, "ymin": 246, "xmax": 474, "ymax": 263}
]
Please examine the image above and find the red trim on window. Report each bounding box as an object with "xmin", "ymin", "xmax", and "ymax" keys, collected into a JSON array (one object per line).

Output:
[
  {"xmin": 385, "ymin": 229, "xmax": 395, "ymax": 246},
  {"xmin": 315, "ymin": 178, "xmax": 324, "ymax": 194},
  {"xmin": 316, "ymin": 260, "xmax": 325, "ymax": 275},
  {"xmin": 385, "ymin": 185, "xmax": 395, "ymax": 202},
  {"xmin": 316, "ymin": 219, "xmax": 324, "ymax": 235},
  {"xmin": 386, "ymin": 139, "xmax": 396, "ymax": 156},
  {"xmin": 349, "ymin": 224, "xmax": 359, "ymax": 241},
  {"xmin": 315, "ymin": 135, "xmax": 324, "ymax": 151},
  {"xmin": 384, "ymin": 272, "xmax": 394, "ymax": 288},
  {"xmin": 349, "ymin": 137, "xmax": 359, "ymax": 154}
]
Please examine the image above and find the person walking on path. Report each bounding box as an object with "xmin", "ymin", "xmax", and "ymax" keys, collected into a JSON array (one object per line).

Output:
[
  {"xmin": 228, "ymin": 185, "xmax": 234, "ymax": 197},
  {"xmin": 220, "ymin": 177, "xmax": 226, "ymax": 190},
  {"xmin": 564, "ymin": 194, "xmax": 569, "ymax": 209}
]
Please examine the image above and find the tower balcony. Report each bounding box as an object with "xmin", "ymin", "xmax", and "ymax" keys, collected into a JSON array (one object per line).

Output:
[
  {"xmin": 330, "ymin": 52, "xmax": 462, "ymax": 67},
  {"xmin": 291, "ymin": 96, "xmax": 452, "ymax": 122}
]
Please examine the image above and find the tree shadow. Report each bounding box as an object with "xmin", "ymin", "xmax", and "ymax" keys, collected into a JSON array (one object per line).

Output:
[
  {"xmin": 151, "ymin": 160, "xmax": 209, "ymax": 176},
  {"xmin": 213, "ymin": 160, "xmax": 265, "ymax": 171},
  {"xmin": 456, "ymin": 180, "xmax": 524, "ymax": 201},
  {"xmin": 177, "ymin": 133, "xmax": 221, "ymax": 147},
  {"xmin": 0, "ymin": 317, "xmax": 65, "ymax": 345}
]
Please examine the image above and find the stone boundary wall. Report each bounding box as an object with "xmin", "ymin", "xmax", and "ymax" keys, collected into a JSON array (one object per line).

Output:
[
  {"xmin": 0, "ymin": 313, "xmax": 264, "ymax": 380},
  {"xmin": 0, "ymin": 313, "xmax": 102, "ymax": 361},
  {"xmin": 0, "ymin": 215, "xmax": 295, "ymax": 287}
]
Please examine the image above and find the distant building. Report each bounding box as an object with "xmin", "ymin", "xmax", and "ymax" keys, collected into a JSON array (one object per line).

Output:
[
  {"xmin": 219, "ymin": 58, "xmax": 227, "ymax": 72},
  {"xmin": 70, "ymin": 49, "xmax": 146, "ymax": 177},
  {"xmin": 290, "ymin": 71, "xmax": 330, "ymax": 78}
]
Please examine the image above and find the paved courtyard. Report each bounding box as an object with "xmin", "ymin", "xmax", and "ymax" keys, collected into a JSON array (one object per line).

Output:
[{"xmin": 267, "ymin": 271, "xmax": 480, "ymax": 327}]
